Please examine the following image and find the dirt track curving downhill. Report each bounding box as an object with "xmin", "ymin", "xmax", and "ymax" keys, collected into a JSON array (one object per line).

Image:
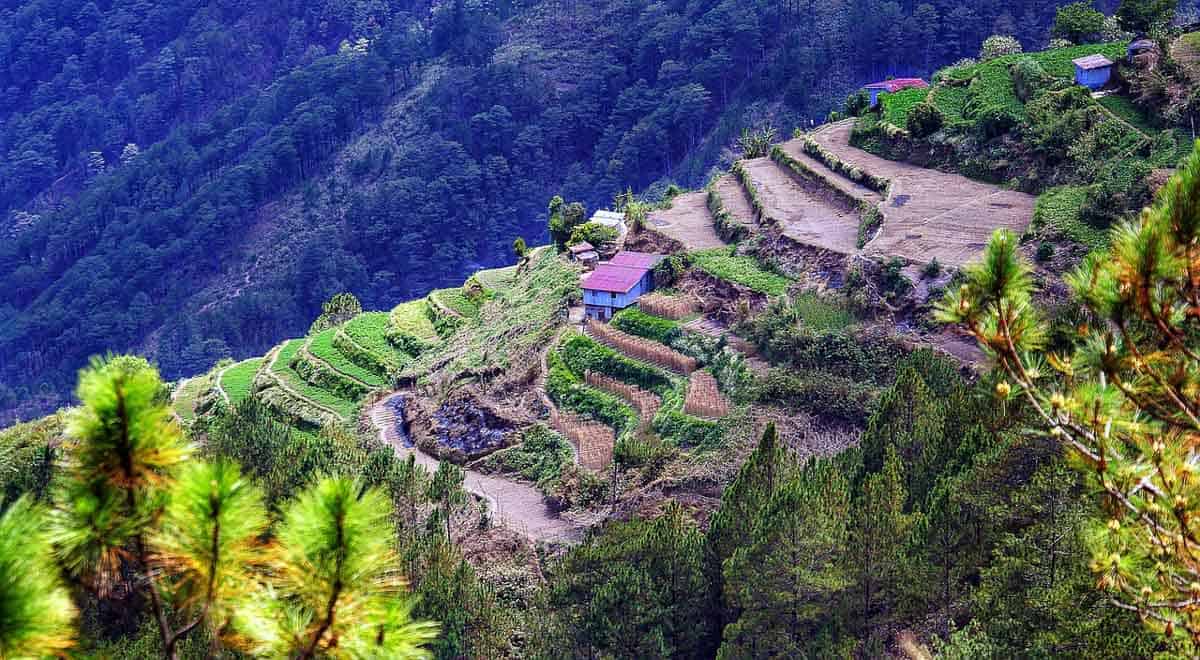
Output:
[{"xmin": 370, "ymin": 392, "xmax": 584, "ymax": 543}]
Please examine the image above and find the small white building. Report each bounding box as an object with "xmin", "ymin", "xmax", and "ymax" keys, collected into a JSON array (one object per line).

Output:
[{"xmin": 589, "ymin": 210, "xmax": 627, "ymax": 238}]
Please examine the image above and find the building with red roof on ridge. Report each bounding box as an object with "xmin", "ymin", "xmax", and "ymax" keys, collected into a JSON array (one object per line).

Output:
[
  {"xmin": 862, "ymin": 78, "xmax": 928, "ymax": 105},
  {"xmin": 581, "ymin": 250, "xmax": 664, "ymax": 321}
]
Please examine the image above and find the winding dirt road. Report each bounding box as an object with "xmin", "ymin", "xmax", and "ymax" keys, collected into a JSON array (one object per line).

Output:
[{"xmin": 368, "ymin": 393, "xmax": 583, "ymax": 544}]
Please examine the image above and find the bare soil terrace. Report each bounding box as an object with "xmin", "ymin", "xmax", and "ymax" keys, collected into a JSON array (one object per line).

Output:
[
  {"xmin": 800, "ymin": 121, "xmax": 1034, "ymax": 267},
  {"xmin": 740, "ymin": 156, "xmax": 861, "ymax": 255}
]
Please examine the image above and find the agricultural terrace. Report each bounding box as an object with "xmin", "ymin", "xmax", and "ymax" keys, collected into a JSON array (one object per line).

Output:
[
  {"xmin": 342, "ymin": 312, "xmax": 408, "ymax": 371},
  {"xmin": 647, "ymin": 189, "xmax": 727, "ymax": 250},
  {"xmin": 387, "ymin": 299, "xmax": 439, "ymax": 352},
  {"xmin": 430, "ymin": 287, "xmax": 482, "ymax": 319},
  {"xmin": 172, "ymin": 374, "xmax": 211, "ymax": 423},
  {"xmin": 308, "ymin": 329, "xmax": 388, "ymax": 387},
  {"xmin": 803, "ymin": 121, "xmax": 1034, "ymax": 267},
  {"xmin": 880, "ymin": 87, "xmax": 928, "ymax": 127},
  {"xmin": 473, "ymin": 265, "xmax": 518, "ymax": 292},
  {"xmin": 267, "ymin": 339, "xmax": 358, "ymax": 420},
  {"xmin": 219, "ymin": 358, "xmax": 262, "ymax": 406},
  {"xmin": 406, "ymin": 247, "xmax": 581, "ymax": 381},
  {"xmin": 930, "ymin": 42, "xmax": 1128, "ymax": 122},
  {"xmin": 690, "ymin": 247, "xmax": 792, "ymax": 295}
]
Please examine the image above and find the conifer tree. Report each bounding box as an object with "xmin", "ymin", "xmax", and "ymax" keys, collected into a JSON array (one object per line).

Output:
[
  {"xmin": 0, "ymin": 497, "xmax": 77, "ymax": 657},
  {"xmin": 50, "ymin": 356, "xmax": 198, "ymax": 657},
  {"xmin": 705, "ymin": 423, "xmax": 795, "ymax": 634},
  {"xmin": 717, "ymin": 457, "xmax": 851, "ymax": 658},
  {"xmin": 939, "ymin": 144, "xmax": 1200, "ymax": 648},
  {"xmin": 234, "ymin": 476, "xmax": 439, "ymax": 658},
  {"xmin": 549, "ymin": 502, "xmax": 709, "ymax": 658},
  {"xmin": 860, "ymin": 367, "xmax": 946, "ymax": 508},
  {"xmin": 852, "ymin": 446, "xmax": 912, "ymax": 651},
  {"xmin": 427, "ymin": 460, "xmax": 467, "ymax": 543}
]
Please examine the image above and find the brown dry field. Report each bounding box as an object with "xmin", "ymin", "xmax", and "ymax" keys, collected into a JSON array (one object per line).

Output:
[
  {"xmin": 741, "ymin": 156, "xmax": 861, "ymax": 255},
  {"xmin": 777, "ymin": 139, "xmax": 884, "ymax": 204},
  {"xmin": 713, "ymin": 173, "xmax": 757, "ymax": 226},
  {"xmin": 647, "ymin": 191, "xmax": 726, "ymax": 250},
  {"xmin": 804, "ymin": 121, "xmax": 1034, "ymax": 267}
]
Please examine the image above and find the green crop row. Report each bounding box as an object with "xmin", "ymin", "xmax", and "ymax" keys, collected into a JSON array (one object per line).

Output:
[
  {"xmin": 611, "ymin": 308, "xmax": 682, "ymax": 344},
  {"xmin": 546, "ymin": 350, "xmax": 639, "ymax": 436},
  {"xmin": 309, "ymin": 329, "xmax": 388, "ymax": 386},
  {"xmin": 387, "ymin": 300, "xmax": 439, "ymax": 354},
  {"xmin": 1032, "ymin": 185, "xmax": 1107, "ymax": 249},
  {"xmin": 880, "ymin": 87, "xmax": 928, "ymax": 127},
  {"xmin": 332, "ymin": 328, "xmax": 401, "ymax": 381},
  {"xmin": 652, "ymin": 380, "xmax": 722, "ymax": 448},
  {"xmin": 800, "ymin": 137, "xmax": 890, "ymax": 192},
  {"xmin": 558, "ymin": 333, "xmax": 674, "ymax": 394},
  {"xmin": 730, "ymin": 160, "xmax": 771, "ymax": 224},
  {"xmin": 220, "ymin": 358, "xmax": 262, "ymax": 406},
  {"xmin": 690, "ymin": 247, "xmax": 792, "ymax": 296},
  {"xmin": 264, "ymin": 339, "xmax": 358, "ymax": 419}
]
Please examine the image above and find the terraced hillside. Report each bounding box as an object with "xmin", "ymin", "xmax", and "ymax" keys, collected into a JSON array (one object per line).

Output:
[{"xmin": 786, "ymin": 121, "xmax": 1034, "ymax": 267}]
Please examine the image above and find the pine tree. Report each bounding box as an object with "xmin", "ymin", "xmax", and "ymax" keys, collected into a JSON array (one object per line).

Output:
[
  {"xmin": 717, "ymin": 458, "xmax": 851, "ymax": 659},
  {"xmin": 705, "ymin": 423, "xmax": 795, "ymax": 635},
  {"xmin": 549, "ymin": 502, "xmax": 710, "ymax": 658},
  {"xmin": 50, "ymin": 356, "xmax": 196, "ymax": 657},
  {"xmin": 939, "ymin": 144, "xmax": 1200, "ymax": 648},
  {"xmin": 234, "ymin": 476, "xmax": 440, "ymax": 658},
  {"xmin": 851, "ymin": 446, "xmax": 911, "ymax": 651},
  {"xmin": 0, "ymin": 496, "xmax": 77, "ymax": 657},
  {"xmin": 859, "ymin": 367, "xmax": 947, "ymax": 509},
  {"xmin": 427, "ymin": 460, "xmax": 467, "ymax": 543}
]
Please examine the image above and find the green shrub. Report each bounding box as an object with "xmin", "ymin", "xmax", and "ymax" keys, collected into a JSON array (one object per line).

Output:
[
  {"xmin": 905, "ymin": 101, "xmax": 944, "ymax": 138},
  {"xmin": 752, "ymin": 368, "xmax": 876, "ymax": 423},
  {"xmin": 478, "ymin": 424, "xmax": 573, "ymax": 489},
  {"xmin": 1036, "ymin": 242, "xmax": 1055, "ymax": 262},
  {"xmin": 856, "ymin": 203, "xmax": 882, "ymax": 249},
  {"xmin": 568, "ymin": 222, "xmax": 619, "ymax": 250},
  {"xmin": 611, "ymin": 308, "xmax": 682, "ymax": 344},
  {"xmin": 1011, "ymin": 57, "xmax": 1054, "ymax": 103},
  {"xmin": 1053, "ymin": 1, "xmax": 1105, "ymax": 43},
  {"xmin": 707, "ymin": 187, "xmax": 749, "ymax": 242},
  {"xmin": 922, "ymin": 258, "xmax": 942, "ymax": 279}
]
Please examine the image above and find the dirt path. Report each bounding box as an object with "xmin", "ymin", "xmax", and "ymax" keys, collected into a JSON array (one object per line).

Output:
[
  {"xmin": 369, "ymin": 393, "xmax": 583, "ymax": 543},
  {"xmin": 807, "ymin": 120, "xmax": 1034, "ymax": 267},
  {"xmin": 213, "ymin": 365, "xmax": 232, "ymax": 405},
  {"xmin": 647, "ymin": 191, "xmax": 726, "ymax": 250},
  {"xmin": 741, "ymin": 156, "xmax": 861, "ymax": 255}
]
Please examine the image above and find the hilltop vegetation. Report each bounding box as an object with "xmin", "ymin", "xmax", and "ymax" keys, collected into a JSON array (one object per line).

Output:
[{"xmin": 0, "ymin": 0, "xmax": 1106, "ymax": 423}]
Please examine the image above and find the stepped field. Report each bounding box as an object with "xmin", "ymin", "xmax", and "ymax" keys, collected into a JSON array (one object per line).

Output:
[
  {"xmin": 221, "ymin": 358, "xmax": 262, "ymax": 406},
  {"xmin": 269, "ymin": 339, "xmax": 358, "ymax": 419},
  {"xmin": 309, "ymin": 329, "xmax": 388, "ymax": 387}
]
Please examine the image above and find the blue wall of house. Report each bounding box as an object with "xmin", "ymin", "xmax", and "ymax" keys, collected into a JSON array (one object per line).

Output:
[
  {"xmin": 582, "ymin": 272, "xmax": 655, "ymax": 316},
  {"xmin": 1075, "ymin": 66, "xmax": 1111, "ymax": 90}
]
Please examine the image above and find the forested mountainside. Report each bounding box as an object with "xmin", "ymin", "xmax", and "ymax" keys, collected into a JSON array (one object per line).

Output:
[
  {"xmin": 10, "ymin": 1, "xmax": 1200, "ymax": 655},
  {"xmin": 0, "ymin": 0, "xmax": 1142, "ymax": 422}
]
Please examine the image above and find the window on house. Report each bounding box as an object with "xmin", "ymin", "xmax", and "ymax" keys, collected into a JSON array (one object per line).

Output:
[{"xmin": 610, "ymin": 292, "xmax": 616, "ymax": 302}]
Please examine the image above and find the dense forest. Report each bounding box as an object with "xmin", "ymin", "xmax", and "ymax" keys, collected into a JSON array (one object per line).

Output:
[{"xmin": 1, "ymin": 0, "xmax": 1178, "ymax": 421}]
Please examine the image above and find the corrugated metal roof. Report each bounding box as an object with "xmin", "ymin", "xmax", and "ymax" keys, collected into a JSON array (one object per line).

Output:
[
  {"xmin": 569, "ymin": 241, "xmax": 595, "ymax": 254},
  {"xmin": 863, "ymin": 78, "xmax": 928, "ymax": 92},
  {"xmin": 1072, "ymin": 54, "xmax": 1114, "ymax": 70},
  {"xmin": 581, "ymin": 264, "xmax": 645, "ymax": 293},
  {"xmin": 608, "ymin": 250, "xmax": 664, "ymax": 269},
  {"xmin": 590, "ymin": 210, "xmax": 625, "ymax": 227}
]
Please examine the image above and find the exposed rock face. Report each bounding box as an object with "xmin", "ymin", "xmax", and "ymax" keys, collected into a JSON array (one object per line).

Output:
[{"xmin": 407, "ymin": 389, "xmax": 521, "ymax": 463}]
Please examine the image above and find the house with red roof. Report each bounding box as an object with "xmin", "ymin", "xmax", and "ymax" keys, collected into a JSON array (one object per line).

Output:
[
  {"xmin": 863, "ymin": 78, "xmax": 928, "ymax": 106},
  {"xmin": 581, "ymin": 250, "xmax": 664, "ymax": 321}
]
